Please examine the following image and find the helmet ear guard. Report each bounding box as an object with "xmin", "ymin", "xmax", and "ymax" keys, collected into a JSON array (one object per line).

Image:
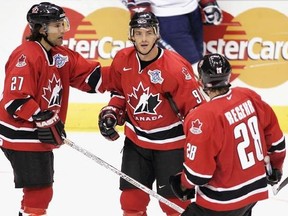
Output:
[{"xmin": 198, "ymin": 53, "xmax": 231, "ymax": 91}]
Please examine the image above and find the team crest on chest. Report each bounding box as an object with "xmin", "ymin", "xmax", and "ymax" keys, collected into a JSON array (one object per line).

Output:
[
  {"xmin": 42, "ymin": 74, "xmax": 63, "ymax": 108},
  {"xmin": 127, "ymin": 82, "xmax": 162, "ymax": 118},
  {"xmin": 53, "ymin": 53, "xmax": 68, "ymax": 68},
  {"xmin": 148, "ymin": 69, "xmax": 164, "ymax": 84}
]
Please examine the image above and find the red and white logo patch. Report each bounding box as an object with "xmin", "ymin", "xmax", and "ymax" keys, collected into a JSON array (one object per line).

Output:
[
  {"xmin": 190, "ymin": 119, "xmax": 203, "ymax": 134},
  {"xmin": 16, "ymin": 54, "xmax": 27, "ymax": 68}
]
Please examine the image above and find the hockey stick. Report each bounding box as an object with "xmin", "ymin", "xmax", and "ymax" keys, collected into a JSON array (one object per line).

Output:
[
  {"xmin": 264, "ymin": 156, "xmax": 288, "ymax": 195},
  {"xmin": 272, "ymin": 176, "xmax": 288, "ymax": 195},
  {"xmin": 164, "ymin": 92, "xmax": 184, "ymax": 123},
  {"xmin": 63, "ymin": 138, "xmax": 185, "ymax": 214}
]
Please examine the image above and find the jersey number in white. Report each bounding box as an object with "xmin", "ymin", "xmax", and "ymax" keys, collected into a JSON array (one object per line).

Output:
[
  {"xmin": 235, "ymin": 116, "xmax": 264, "ymax": 170},
  {"xmin": 192, "ymin": 90, "xmax": 202, "ymax": 104},
  {"xmin": 186, "ymin": 143, "xmax": 197, "ymax": 160},
  {"xmin": 11, "ymin": 76, "xmax": 24, "ymax": 91}
]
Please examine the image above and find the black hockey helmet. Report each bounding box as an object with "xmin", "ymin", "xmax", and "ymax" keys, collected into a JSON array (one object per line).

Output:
[
  {"xmin": 27, "ymin": 2, "xmax": 68, "ymax": 30},
  {"xmin": 198, "ymin": 53, "xmax": 231, "ymax": 90},
  {"xmin": 129, "ymin": 11, "xmax": 160, "ymax": 39}
]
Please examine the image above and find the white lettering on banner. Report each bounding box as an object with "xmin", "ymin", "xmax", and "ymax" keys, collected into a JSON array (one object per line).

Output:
[
  {"xmin": 62, "ymin": 37, "xmax": 132, "ymax": 59},
  {"xmin": 63, "ymin": 36, "xmax": 288, "ymax": 61},
  {"xmin": 205, "ymin": 38, "xmax": 288, "ymax": 60}
]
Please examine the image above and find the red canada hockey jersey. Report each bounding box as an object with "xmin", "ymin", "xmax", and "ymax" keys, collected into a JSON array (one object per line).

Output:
[
  {"xmin": 101, "ymin": 47, "xmax": 205, "ymax": 150},
  {"xmin": 0, "ymin": 41, "xmax": 102, "ymax": 151},
  {"xmin": 181, "ymin": 87, "xmax": 286, "ymax": 211}
]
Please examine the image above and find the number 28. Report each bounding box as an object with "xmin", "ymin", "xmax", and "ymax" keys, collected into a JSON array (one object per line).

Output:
[{"xmin": 236, "ymin": 116, "xmax": 264, "ymax": 170}]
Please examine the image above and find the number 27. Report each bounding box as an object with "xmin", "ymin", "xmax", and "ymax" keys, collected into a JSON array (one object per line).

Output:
[{"xmin": 11, "ymin": 76, "xmax": 24, "ymax": 90}]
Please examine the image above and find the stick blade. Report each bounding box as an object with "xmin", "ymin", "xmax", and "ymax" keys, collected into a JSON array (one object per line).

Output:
[
  {"xmin": 272, "ymin": 185, "xmax": 279, "ymax": 195},
  {"xmin": 272, "ymin": 176, "xmax": 288, "ymax": 195}
]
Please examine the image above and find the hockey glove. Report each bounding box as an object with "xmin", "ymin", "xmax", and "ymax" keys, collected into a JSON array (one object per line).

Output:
[
  {"xmin": 98, "ymin": 106, "xmax": 125, "ymax": 141},
  {"xmin": 32, "ymin": 110, "xmax": 66, "ymax": 145},
  {"xmin": 169, "ymin": 173, "xmax": 195, "ymax": 201},
  {"xmin": 267, "ymin": 168, "xmax": 282, "ymax": 186},
  {"xmin": 127, "ymin": 0, "xmax": 152, "ymax": 17},
  {"xmin": 199, "ymin": 0, "xmax": 223, "ymax": 25}
]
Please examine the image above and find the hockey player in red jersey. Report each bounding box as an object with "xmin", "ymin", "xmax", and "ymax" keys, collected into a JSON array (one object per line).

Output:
[
  {"xmin": 170, "ymin": 53, "xmax": 286, "ymax": 215},
  {"xmin": 98, "ymin": 12, "xmax": 206, "ymax": 216},
  {"xmin": 0, "ymin": 2, "xmax": 107, "ymax": 216}
]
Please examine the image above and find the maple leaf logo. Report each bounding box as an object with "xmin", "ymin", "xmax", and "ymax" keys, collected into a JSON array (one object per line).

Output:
[
  {"xmin": 16, "ymin": 54, "xmax": 27, "ymax": 67},
  {"xmin": 190, "ymin": 119, "xmax": 203, "ymax": 134},
  {"xmin": 128, "ymin": 82, "xmax": 161, "ymax": 115},
  {"xmin": 42, "ymin": 74, "xmax": 63, "ymax": 108}
]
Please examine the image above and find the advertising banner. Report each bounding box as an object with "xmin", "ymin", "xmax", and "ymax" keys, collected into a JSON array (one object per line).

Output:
[{"xmin": 0, "ymin": 0, "xmax": 287, "ymax": 131}]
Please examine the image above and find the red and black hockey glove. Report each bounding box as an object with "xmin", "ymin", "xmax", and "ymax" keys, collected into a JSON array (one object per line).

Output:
[
  {"xmin": 98, "ymin": 106, "xmax": 125, "ymax": 141},
  {"xmin": 127, "ymin": 0, "xmax": 151, "ymax": 17},
  {"xmin": 199, "ymin": 0, "xmax": 222, "ymax": 25},
  {"xmin": 169, "ymin": 173, "xmax": 195, "ymax": 201},
  {"xmin": 267, "ymin": 168, "xmax": 282, "ymax": 186},
  {"xmin": 33, "ymin": 110, "xmax": 66, "ymax": 145}
]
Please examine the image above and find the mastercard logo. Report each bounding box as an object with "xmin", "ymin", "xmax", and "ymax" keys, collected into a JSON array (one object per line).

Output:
[
  {"xmin": 204, "ymin": 8, "xmax": 288, "ymax": 88},
  {"xmin": 23, "ymin": 7, "xmax": 288, "ymax": 88}
]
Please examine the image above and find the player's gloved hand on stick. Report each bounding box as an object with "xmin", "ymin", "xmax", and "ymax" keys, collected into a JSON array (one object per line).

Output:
[
  {"xmin": 32, "ymin": 110, "xmax": 66, "ymax": 145},
  {"xmin": 267, "ymin": 168, "xmax": 282, "ymax": 186},
  {"xmin": 199, "ymin": 0, "xmax": 223, "ymax": 25},
  {"xmin": 169, "ymin": 173, "xmax": 195, "ymax": 201},
  {"xmin": 98, "ymin": 106, "xmax": 125, "ymax": 141}
]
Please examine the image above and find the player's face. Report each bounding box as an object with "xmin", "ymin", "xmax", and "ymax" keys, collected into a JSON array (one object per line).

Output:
[
  {"xmin": 45, "ymin": 18, "xmax": 70, "ymax": 46},
  {"xmin": 47, "ymin": 18, "xmax": 70, "ymax": 33},
  {"xmin": 132, "ymin": 27, "xmax": 158, "ymax": 56}
]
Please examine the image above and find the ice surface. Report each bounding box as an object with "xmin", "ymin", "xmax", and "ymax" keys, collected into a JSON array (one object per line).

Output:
[{"xmin": 1, "ymin": 133, "xmax": 287, "ymax": 215}]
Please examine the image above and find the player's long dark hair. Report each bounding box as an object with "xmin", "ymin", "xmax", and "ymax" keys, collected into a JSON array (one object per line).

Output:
[{"xmin": 25, "ymin": 24, "xmax": 43, "ymax": 42}]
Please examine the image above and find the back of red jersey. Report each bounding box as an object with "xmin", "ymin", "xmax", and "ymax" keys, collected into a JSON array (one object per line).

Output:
[{"xmin": 182, "ymin": 87, "xmax": 285, "ymax": 211}]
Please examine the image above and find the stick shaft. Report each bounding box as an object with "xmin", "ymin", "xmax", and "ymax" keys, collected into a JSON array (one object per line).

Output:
[
  {"xmin": 264, "ymin": 156, "xmax": 272, "ymax": 176},
  {"xmin": 64, "ymin": 138, "xmax": 184, "ymax": 213}
]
